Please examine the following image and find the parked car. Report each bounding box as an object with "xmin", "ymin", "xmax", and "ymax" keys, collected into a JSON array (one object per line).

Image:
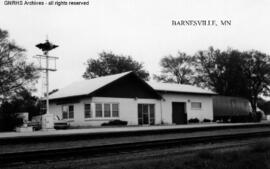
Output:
[
  {"xmin": 28, "ymin": 115, "xmax": 70, "ymax": 130},
  {"xmin": 54, "ymin": 115, "xmax": 70, "ymax": 129}
]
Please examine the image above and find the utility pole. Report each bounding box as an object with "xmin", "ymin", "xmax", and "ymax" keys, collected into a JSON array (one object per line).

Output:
[{"xmin": 35, "ymin": 39, "xmax": 58, "ymax": 130}]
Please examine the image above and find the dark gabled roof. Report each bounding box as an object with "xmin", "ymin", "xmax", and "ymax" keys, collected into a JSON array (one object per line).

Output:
[
  {"xmin": 49, "ymin": 71, "xmax": 162, "ymax": 100},
  {"xmin": 49, "ymin": 71, "xmax": 216, "ymax": 101}
]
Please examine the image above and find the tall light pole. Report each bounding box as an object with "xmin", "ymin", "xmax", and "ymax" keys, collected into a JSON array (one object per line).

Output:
[{"xmin": 35, "ymin": 39, "xmax": 58, "ymax": 130}]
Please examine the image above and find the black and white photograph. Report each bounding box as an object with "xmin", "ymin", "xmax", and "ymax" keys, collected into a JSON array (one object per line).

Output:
[{"xmin": 0, "ymin": 0, "xmax": 270, "ymax": 168}]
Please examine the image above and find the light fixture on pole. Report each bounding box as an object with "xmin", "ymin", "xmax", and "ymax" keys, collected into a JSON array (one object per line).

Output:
[{"xmin": 34, "ymin": 39, "xmax": 59, "ymax": 130}]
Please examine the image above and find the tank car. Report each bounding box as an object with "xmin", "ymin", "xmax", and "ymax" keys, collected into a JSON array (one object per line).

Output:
[{"xmin": 213, "ymin": 96, "xmax": 254, "ymax": 122}]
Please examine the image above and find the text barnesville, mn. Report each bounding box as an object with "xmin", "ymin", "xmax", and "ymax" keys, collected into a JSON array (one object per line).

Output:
[{"xmin": 172, "ymin": 20, "xmax": 232, "ymax": 26}]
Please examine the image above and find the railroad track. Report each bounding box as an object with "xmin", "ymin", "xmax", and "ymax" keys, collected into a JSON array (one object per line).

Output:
[{"xmin": 1, "ymin": 129, "xmax": 270, "ymax": 167}]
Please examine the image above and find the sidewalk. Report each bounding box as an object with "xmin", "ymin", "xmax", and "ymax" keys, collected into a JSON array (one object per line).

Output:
[{"xmin": 0, "ymin": 122, "xmax": 269, "ymax": 139}]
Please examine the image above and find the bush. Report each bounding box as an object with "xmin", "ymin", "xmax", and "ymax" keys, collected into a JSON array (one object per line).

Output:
[
  {"xmin": 101, "ymin": 120, "xmax": 128, "ymax": 126},
  {"xmin": 0, "ymin": 113, "xmax": 24, "ymax": 131},
  {"xmin": 188, "ymin": 118, "xmax": 199, "ymax": 123},
  {"xmin": 203, "ymin": 118, "xmax": 211, "ymax": 122}
]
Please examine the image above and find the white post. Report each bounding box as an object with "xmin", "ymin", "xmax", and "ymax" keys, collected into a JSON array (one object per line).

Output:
[
  {"xmin": 35, "ymin": 39, "xmax": 58, "ymax": 131},
  {"xmin": 41, "ymin": 50, "xmax": 54, "ymax": 131},
  {"xmin": 45, "ymin": 51, "xmax": 49, "ymax": 115}
]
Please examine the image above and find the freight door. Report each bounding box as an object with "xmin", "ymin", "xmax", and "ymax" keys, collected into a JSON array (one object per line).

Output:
[{"xmin": 172, "ymin": 102, "xmax": 187, "ymax": 124}]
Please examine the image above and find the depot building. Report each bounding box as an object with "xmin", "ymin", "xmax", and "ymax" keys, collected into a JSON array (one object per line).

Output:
[{"xmin": 49, "ymin": 71, "xmax": 216, "ymax": 126}]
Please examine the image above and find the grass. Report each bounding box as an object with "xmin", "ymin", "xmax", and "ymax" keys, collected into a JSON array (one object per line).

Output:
[
  {"xmin": 97, "ymin": 141, "xmax": 270, "ymax": 169},
  {"xmin": 251, "ymin": 140, "xmax": 270, "ymax": 153},
  {"xmin": 4, "ymin": 141, "xmax": 270, "ymax": 169}
]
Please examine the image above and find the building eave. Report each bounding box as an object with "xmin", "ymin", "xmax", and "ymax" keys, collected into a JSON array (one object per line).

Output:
[{"xmin": 156, "ymin": 90, "xmax": 217, "ymax": 96}]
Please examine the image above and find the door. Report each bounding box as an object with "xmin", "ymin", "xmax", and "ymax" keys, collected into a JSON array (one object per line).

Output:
[
  {"xmin": 172, "ymin": 102, "xmax": 187, "ymax": 124},
  {"xmin": 138, "ymin": 104, "xmax": 155, "ymax": 125}
]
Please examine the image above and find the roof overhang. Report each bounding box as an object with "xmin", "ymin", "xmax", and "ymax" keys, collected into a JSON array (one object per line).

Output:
[{"xmin": 156, "ymin": 90, "xmax": 217, "ymax": 96}]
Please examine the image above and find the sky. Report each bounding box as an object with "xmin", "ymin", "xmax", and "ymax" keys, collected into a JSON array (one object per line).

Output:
[{"xmin": 0, "ymin": 0, "xmax": 270, "ymax": 97}]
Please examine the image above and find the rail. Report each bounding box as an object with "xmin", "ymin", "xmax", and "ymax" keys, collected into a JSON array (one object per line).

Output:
[{"xmin": 1, "ymin": 129, "xmax": 270, "ymax": 166}]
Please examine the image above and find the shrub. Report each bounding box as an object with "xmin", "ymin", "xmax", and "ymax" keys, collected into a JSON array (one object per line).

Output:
[
  {"xmin": 0, "ymin": 113, "xmax": 24, "ymax": 131},
  {"xmin": 203, "ymin": 118, "xmax": 211, "ymax": 122},
  {"xmin": 188, "ymin": 118, "xmax": 199, "ymax": 123},
  {"xmin": 101, "ymin": 120, "xmax": 128, "ymax": 126}
]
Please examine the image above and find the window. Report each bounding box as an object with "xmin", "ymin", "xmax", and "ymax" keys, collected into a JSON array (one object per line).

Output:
[
  {"xmin": 138, "ymin": 104, "xmax": 155, "ymax": 125},
  {"xmin": 112, "ymin": 104, "xmax": 119, "ymax": 117},
  {"xmin": 94, "ymin": 103, "xmax": 119, "ymax": 118},
  {"xmin": 40, "ymin": 101, "xmax": 46, "ymax": 114},
  {"xmin": 191, "ymin": 102, "xmax": 202, "ymax": 109},
  {"xmin": 69, "ymin": 105, "xmax": 74, "ymax": 118},
  {"xmin": 62, "ymin": 105, "xmax": 74, "ymax": 120},
  {"xmin": 84, "ymin": 104, "xmax": 91, "ymax": 118},
  {"xmin": 149, "ymin": 104, "xmax": 155, "ymax": 125},
  {"xmin": 104, "ymin": 104, "xmax": 111, "ymax": 117},
  {"xmin": 138, "ymin": 104, "xmax": 143, "ymax": 125},
  {"xmin": 95, "ymin": 103, "xmax": 103, "ymax": 117},
  {"xmin": 62, "ymin": 106, "xmax": 68, "ymax": 119}
]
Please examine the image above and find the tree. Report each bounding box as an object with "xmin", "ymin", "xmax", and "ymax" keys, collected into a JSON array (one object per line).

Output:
[
  {"xmin": 257, "ymin": 97, "xmax": 267, "ymax": 113},
  {"xmin": 194, "ymin": 47, "xmax": 246, "ymax": 94},
  {"xmin": 259, "ymin": 100, "xmax": 270, "ymax": 115},
  {"xmin": 83, "ymin": 51, "xmax": 149, "ymax": 80},
  {"xmin": 195, "ymin": 47, "xmax": 270, "ymax": 112},
  {"xmin": 0, "ymin": 88, "xmax": 40, "ymax": 117},
  {"xmin": 240, "ymin": 50, "xmax": 270, "ymax": 111},
  {"xmin": 0, "ymin": 28, "xmax": 39, "ymax": 102},
  {"xmin": 0, "ymin": 88, "xmax": 40, "ymax": 131},
  {"xmin": 154, "ymin": 52, "xmax": 196, "ymax": 84}
]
